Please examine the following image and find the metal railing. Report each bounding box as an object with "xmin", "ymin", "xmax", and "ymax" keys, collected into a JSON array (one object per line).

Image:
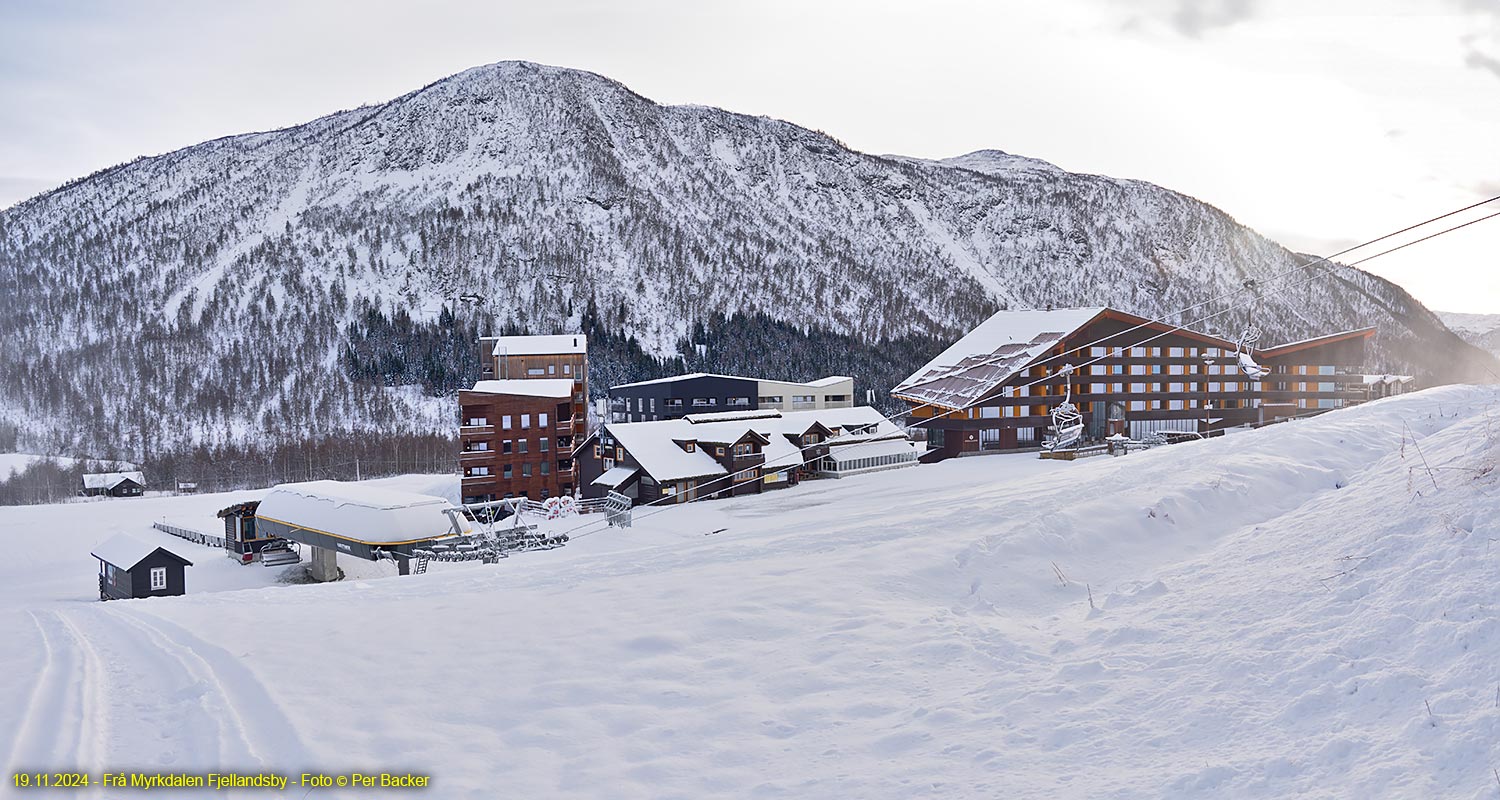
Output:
[{"xmin": 153, "ymin": 521, "xmax": 226, "ymax": 549}]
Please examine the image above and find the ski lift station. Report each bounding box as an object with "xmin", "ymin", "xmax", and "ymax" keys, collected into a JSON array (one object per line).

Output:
[{"xmin": 219, "ymin": 481, "xmax": 475, "ymax": 581}]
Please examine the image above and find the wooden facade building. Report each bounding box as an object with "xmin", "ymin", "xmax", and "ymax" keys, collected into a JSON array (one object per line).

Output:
[
  {"xmin": 577, "ymin": 407, "xmax": 920, "ymax": 505},
  {"xmin": 462, "ymin": 335, "xmax": 589, "ymax": 504},
  {"xmin": 894, "ymin": 307, "xmax": 1377, "ymax": 460},
  {"xmin": 92, "ymin": 533, "xmax": 193, "ymax": 600}
]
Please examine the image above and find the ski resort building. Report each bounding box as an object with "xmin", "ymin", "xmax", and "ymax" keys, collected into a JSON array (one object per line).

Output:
[
  {"xmin": 463, "ymin": 333, "xmax": 589, "ymax": 504},
  {"xmin": 894, "ymin": 307, "xmax": 1375, "ymax": 460},
  {"xmin": 608, "ymin": 373, "xmax": 854, "ymax": 423},
  {"xmin": 576, "ymin": 407, "xmax": 919, "ymax": 504},
  {"xmin": 81, "ymin": 470, "xmax": 146, "ymax": 498},
  {"xmin": 459, "ymin": 379, "xmax": 582, "ymax": 504},
  {"xmin": 92, "ymin": 533, "xmax": 192, "ymax": 600}
]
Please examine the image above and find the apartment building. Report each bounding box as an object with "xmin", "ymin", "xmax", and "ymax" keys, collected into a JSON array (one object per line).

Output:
[{"xmin": 608, "ymin": 373, "xmax": 854, "ymax": 423}]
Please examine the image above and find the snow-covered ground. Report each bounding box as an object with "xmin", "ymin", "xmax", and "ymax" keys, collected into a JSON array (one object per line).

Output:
[{"xmin": 4, "ymin": 386, "xmax": 1500, "ymax": 797}]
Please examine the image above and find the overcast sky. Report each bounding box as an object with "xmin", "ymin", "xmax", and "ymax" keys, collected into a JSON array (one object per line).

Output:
[{"xmin": 2, "ymin": 0, "xmax": 1498, "ymax": 311}]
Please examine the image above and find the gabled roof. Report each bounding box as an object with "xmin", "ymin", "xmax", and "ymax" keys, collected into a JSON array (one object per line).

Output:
[
  {"xmin": 482, "ymin": 334, "xmax": 587, "ymax": 355},
  {"xmin": 82, "ymin": 471, "xmax": 146, "ymax": 490},
  {"xmin": 893, "ymin": 307, "xmax": 1107, "ymax": 410},
  {"xmin": 92, "ymin": 533, "xmax": 193, "ymax": 570},
  {"xmin": 895, "ymin": 305, "xmax": 1377, "ymax": 411},
  {"xmin": 469, "ymin": 378, "xmax": 575, "ymax": 398},
  {"xmin": 1258, "ymin": 327, "xmax": 1376, "ymax": 357},
  {"xmin": 604, "ymin": 407, "xmax": 910, "ymax": 482}
]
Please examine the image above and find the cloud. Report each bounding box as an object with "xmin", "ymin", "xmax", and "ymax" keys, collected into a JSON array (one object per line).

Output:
[
  {"xmin": 1116, "ymin": 0, "xmax": 1260, "ymax": 38},
  {"xmin": 1169, "ymin": 0, "xmax": 1258, "ymax": 37},
  {"xmin": 1472, "ymin": 180, "xmax": 1500, "ymax": 199}
]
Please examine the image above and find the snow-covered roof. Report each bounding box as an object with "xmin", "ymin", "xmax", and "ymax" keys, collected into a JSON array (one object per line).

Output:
[
  {"xmin": 804, "ymin": 376, "xmax": 854, "ymax": 388},
  {"xmin": 828, "ymin": 437, "xmax": 921, "ymax": 464},
  {"xmin": 1362, "ymin": 374, "xmax": 1416, "ymax": 385},
  {"xmin": 470, "ymin": 378, "xmax": 575, "ymax": 398},
  {"xmin": 685, "ymin": 409, "xmax": 782, "ymax": 423},
  {"xmin": 256, "ymin": 480, "xmax": 471, "ymax": 545},
  {"xmin": 612, "ymin": 373, "xmax": 850, "ymax": 391},
  {"xmin": 483, "ymin": 334, "xmax": 587, "ymax": 355},
  {"xmin": 604, "ymin": 407, "xmax": 910, "ymax": 482},
  {"xmin": 91, "ymin": 532, "xmax": 191, "ymax": 569},
  {"xmin": 591, "ymin": 465, "xmax": 640, "ymax": 488},
  {"xmin": 82, "ymin": 471, "xmax": 146, "ymax": 490},
  {"xmin": 894, "ymin": 307, "xmax": 1107, "ymax": 410},
  {"xmin": 611, "ymin": 372, "xmax": 751, "ymax": 389}
]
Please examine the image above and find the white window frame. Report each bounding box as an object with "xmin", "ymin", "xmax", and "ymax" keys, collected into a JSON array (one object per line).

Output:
[{"xmin": 149, "ymin": 566, "xmax": 167, "ymax": 591}]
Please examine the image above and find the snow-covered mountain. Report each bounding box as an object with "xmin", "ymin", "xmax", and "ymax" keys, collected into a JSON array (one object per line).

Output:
[
  {"xmin": 1, "ymin": 60, "xmax": 1492, "ymax": 459},
  {"xmin": 1436, "ymin": 311, "xmax": 1500, "ymax": 359}
]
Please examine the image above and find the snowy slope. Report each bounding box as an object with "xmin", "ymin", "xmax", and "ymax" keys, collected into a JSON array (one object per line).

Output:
[
  {"xmin": 4, "ymin": 387, "xmax": 1500, "ymax": 797},
  {"xmin": 1438, "ymin": 311, "xmax": 1500, "ymax": 359},
  {"xmin": 1, "ymin": 61, "xmax": 1493, "ymax": 458}
]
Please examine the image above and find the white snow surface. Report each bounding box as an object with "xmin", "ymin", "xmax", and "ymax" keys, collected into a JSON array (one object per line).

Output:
[
  {"xmin": 470, "ymin": 378, "xmax": 575, "ymax": 398},
  {"xmin": 483, "ymin": 333, "xmax": 588, "ymax": 355},
  {"xmin": 90, "ymin": 532, "xmax": 191, "ymax": 570},
  {"xmin": 5, "ymin": 389, "xmax": 1500, "ymax": 797},
  {"xmin": 80, "ymin": 471, "xmax": 146, "ymax": 490},
  {"xmin": 894, "ymin": 306, "xmax": 1107, "ymax": 407},
  {"xmin": 255, "ymin": 480, "xmax": 471, "ymax": 544}
]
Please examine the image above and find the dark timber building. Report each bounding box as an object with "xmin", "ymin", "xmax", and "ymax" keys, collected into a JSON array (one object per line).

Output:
[
  {"xmin": 894, "ymin": 307, "xmax": 1379, "ymax": 460},
  {"xmin": 92, "ymin": 533, "xmax": 193, "ymax": 600}
]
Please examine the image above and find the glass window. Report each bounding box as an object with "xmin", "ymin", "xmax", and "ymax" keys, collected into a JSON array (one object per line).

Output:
[
  {"xmin": 150, "ymin": 566, "xmax": 167, "ymax": 590},
  {"xmin": 564, "ymin": 364, "xmax": 571, "ymax": 375},
  {"xmin": 540, "ymin": 438, "xmax": 550, "ymax": 452},
  {"xmin": 503, "ymin": 465, "xmax": 513, "ymax": 478},
  {"xmin": 540, "ymin": 412, "xmax": 549, "ymax": 427},
  {"xmin": 521, "ymin": 414, "xmax": 531, "ymax": 429},
  {"xmin": 522, "ymin": 463, "xmax": 532, "ymax": 477},
  {"xmin": 541, "ymin": 461, "xmax": 550, "ymax": 475},
  {"xmin": 501, "ymin": 415, "xmax": 513, "ymax": 430}
]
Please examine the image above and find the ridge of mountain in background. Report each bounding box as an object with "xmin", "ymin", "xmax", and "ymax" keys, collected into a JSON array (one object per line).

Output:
[{"xmin": 1, "ymin": 60, "xmax": 1493, "ymax": 466}]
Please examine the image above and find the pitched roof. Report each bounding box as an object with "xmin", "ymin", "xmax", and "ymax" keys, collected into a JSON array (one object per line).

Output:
[
  {"xmin": 469, "ymin": 378, "xmax": 575, "ymax": 398},
  {"xmin": 895, "ymin": 305, "xmax": 1376, "ymax": 410},
  {"xmin": 91, "ymin": 533, "xmax": 192, "ymax": 569},
  {"xmin": 604, "ymin": 406, "xmax": 910, "ymax": 482},
  {"xmin": 893, "ymin": 307, "xmax": 1107, "ymax": 410},
  {"xmin": 1258, "ymin": 327, "xmax": 1376, "ymax": 357},
  {"xmin": 482, "ymin": 334, "xmax": 587, "ymax": 355},
  {"xmin": 82, "ymin": 471, "xmax": 146, "ymax": 490},
  {"xmin": 611, "ymin": 372, "xmax": 754, "ymax": 389}
]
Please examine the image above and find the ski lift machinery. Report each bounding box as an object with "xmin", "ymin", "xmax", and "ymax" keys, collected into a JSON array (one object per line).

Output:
[
  {"xmin": 1044, "ymin": 364, "xmax": 1085, "ymax": 451},
  {"xmin": 1234, "ymin": 280, "xmax": 1271, "ymax": 380}
]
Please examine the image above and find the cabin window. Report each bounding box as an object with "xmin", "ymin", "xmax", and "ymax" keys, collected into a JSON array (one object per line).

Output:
[
  {"xmin": 548, "ymin": 364, "xmax": 556, "ymax": 375},
  {"xmin": 564, "ymin": 364, "xmax": 572, "ymax": 375},
  {"xmin": 734, "ymin": 443, "xmax": 754, "ymax": 456},
  {"xmin": 716, "ymin": 447, "xmax": 726, "ymax": 456},
  {"xmin": 528, "ymin": 367, "xmax": 546, "ymax": 375},
  {"xmin": 150, "ymin": 567, "xmax": 167, "ymax": 591}
]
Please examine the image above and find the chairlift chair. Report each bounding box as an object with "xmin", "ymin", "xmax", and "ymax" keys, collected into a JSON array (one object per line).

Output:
[
  {"xmin": 1044, "ymin": 365, "xmax": 1085, "ymax": 451},
  {"xmin": 1234, "ymin": 279, "xmax": 1271, "ymax": 380}
]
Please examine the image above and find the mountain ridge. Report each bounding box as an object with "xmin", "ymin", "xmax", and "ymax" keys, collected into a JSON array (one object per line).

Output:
[{"xmin": 1, "ymin": 60, "xmax": 1493, "ymax": 461}]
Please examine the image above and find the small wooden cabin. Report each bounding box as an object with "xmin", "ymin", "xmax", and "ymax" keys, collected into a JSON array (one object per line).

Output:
[
  {"xmin": 91, "ymin": 533, "xmax": 193, "ymax": 600},
  {"xmin": 81, "ymin": 471, "xmax": 146, "ymax": 498}
]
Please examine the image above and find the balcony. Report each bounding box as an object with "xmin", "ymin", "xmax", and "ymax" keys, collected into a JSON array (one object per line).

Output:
[
  {"xmin": 459, "ymin": 421, "xmax": 494, "ymax": 435},
  {"xmin": 460, "ymin": 449, "xmax": 495, "ymax": 461},
  {"xmin": 555, "ymin": 418, "xmax": 575, "ymax": 435},
  {"xmin": 557, "ymin": 460, "xmax": 576, "ymax": 476}
]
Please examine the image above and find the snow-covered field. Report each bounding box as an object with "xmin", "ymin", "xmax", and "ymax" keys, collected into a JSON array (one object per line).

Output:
[{"xmin": 4, "ymin": 386, "xmax": 1500, "ymax": 798}]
